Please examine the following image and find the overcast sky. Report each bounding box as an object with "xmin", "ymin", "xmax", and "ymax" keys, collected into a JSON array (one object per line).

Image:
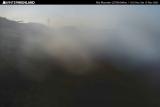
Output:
[{"xmin": 0, "ymin": 5, "xmax": 159, "ymax": 28}]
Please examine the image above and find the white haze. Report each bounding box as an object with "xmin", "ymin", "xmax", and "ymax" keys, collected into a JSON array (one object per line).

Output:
[
  {"xmin": 0, "ymin": 6, "xmax": 160, "ymax": 80},
  {"xmin": 20, "ymin": 13, "xmax": 160, "ymax": 78}
]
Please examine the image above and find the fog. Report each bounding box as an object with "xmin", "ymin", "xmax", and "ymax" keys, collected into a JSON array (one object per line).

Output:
[{"xmin": 0, "ymin": 5, "xmax": 160, "ymax": 107}]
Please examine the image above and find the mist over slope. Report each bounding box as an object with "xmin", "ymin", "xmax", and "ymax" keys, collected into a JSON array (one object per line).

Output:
[{"xmin": 0, "ymin": 17, "xmax": 160, "ymax": 107}]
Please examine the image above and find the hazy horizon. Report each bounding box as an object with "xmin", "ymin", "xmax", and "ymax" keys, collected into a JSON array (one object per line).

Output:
[
  {"xmin": 0, "ymin": 5, "xmax": 160, "ymax": 29},
  {"xmin": 0, "ymin": 5, "xmax": 160, "ymax": 63}
]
